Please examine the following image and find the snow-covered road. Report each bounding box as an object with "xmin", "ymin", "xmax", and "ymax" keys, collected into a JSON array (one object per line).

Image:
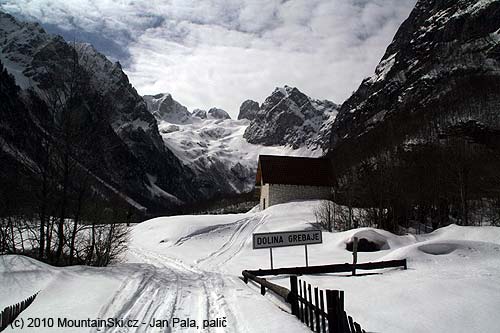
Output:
[
  {"xmin": 99, "ymin": 212, "xmax": 307, "ymax": 333},
  {"xmin": 3, "ymin": 201, "xmax": 500, "ymax": 332},
  {"xmin": 97, "ymin": 247, "xmax": 237, "ymax": 333}
]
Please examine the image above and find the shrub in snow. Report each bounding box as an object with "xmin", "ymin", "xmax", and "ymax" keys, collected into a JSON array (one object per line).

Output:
[
  {"xmin": 313, "ymin": 200, "xmax": 360, "ymax": 232},
  {"xmin": 346, "ymin": 238, "xmax": 382, "ymax": 252},
  {"xmin": 345, "ymin": 230, "xmax": 390, "ymax": 252}
]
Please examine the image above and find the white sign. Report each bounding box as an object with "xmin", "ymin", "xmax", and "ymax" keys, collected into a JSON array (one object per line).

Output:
[{"xmin": 252, "ymin": 230, "xmax": 322, "ymax": 249}]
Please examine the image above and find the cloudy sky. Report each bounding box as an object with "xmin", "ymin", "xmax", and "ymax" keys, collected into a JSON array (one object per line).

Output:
[{"xmin": 0, "ymin": 0, "xmax": 416, "ymax": 117}]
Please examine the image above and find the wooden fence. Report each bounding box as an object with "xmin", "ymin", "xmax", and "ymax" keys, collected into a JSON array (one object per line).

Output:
[
  {"xmin": 246, "ymin": 259, "xmax": 407, "ymax": 277},
  {"xmin": 0, "ymin": 292, "xmax": 39, "ymax": 332},
  {"xmin": 242, "ymin": 271, "xmax": 366, "ymax": 333},
  {"xmin": 290, "ymin": 276, "xmax": 366, "ymax": 333}
]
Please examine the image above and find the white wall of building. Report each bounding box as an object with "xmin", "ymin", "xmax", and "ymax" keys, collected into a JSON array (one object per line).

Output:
[
  {"xmin": 259, "ymin": 184, "xmax": 270, "ymax": 209},
  {"xmin": 260, "ymin": 183, "xmax": 332, "ymax": 209}
]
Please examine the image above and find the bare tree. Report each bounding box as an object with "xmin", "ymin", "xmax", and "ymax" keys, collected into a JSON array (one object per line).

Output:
[{"xmin": 314, "ymin": 200, "xmax": 335, "ymax": 232}]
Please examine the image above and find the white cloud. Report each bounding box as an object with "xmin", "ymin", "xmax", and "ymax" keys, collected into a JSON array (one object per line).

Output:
[{"xmin": 0, "ymin": 0, "xmax": 416, "ymax": 117}]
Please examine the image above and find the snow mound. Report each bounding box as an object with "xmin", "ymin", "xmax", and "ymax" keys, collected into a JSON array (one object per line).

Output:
[
  {"xmin": 418, "ymin": 243, "xmax": 460, "ymax": 255},
  {"xmin": 346, "ymin": 229, "xmax": 390, "ymax": 252},
  {"xmin": 381, "ymin": 239, "xmax": 500, "ymax": 265},
  {"xmin": 420, "ymin": 224, "xmax": 500, "ymax": 244}
]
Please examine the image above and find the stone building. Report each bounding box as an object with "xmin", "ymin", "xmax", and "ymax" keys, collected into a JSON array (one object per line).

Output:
[{"xmin": 256, "ymin": 155, "xmax": 335, "ymax": 209}]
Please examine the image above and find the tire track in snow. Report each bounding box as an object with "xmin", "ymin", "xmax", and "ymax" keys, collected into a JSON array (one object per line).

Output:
[
  {"xmin": 99, "ymin": 212, "xmax": 272, "ymax": 332},
  {"xmin": 196, "ymin": 214, "xmax": 268, "ymax": 270},
  {"xmin": 138, "ymin": 248, "xmax": 239, "ymax": 333},
  {"xmin": 100, "ymin": 247, "xmax": 238, "ymax": 333},
  {"xmin": 94, "ymin": 252, "xmax": 180, "ymax": 333},
  {"xmin": 173, "ymin": 217, "xmax": 250, "ymax": 247}
]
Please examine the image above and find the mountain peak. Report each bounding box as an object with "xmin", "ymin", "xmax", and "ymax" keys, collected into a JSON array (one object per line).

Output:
[
  {"xmin": 243, "ymin": 86, "xmax": 338, "ymax": 150},
  {"xmin": 328, "ymin": 0, "xmax": 500, "ymax": 152},
  {"xmin": 207, "ymin": 107, "xmax": 231, "ymax": 120},
  {"xmin": 143, "ymin": 93, "xmax": 191, "ymax": 124},
  {"xmin": 273, "ymin": 85, "xmax": 298, "ymax": 97},
  {"xmin": 238, "ymin": 100, "xmax": 259, "ymax": 120}
]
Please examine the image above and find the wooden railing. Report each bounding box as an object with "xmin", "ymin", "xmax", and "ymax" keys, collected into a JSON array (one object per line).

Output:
[
  {"xmin": 245, "ymin": 259, "xmax": 407, "ymax": 277},
  {"xmin": 0, "ymin": 292, "xmax": 39, "ymax": 332},
  {"xmin": 242, "ymin": 272, "xmax": 366, "ymax": 333},
  {"xmin": 291, "ymin": 277, "xmax": 366, "ymax": 333}
]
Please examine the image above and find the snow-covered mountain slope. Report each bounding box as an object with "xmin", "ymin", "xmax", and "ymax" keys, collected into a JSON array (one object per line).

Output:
[
  {"xmin": 4, "ymin": 201, "xmax": 498, "ymax": 332},
  {"xmin": 244, "ymin": 86, "xmax": 339, "ymax": 149},
  {"xmin": 0, "ymin": 12, "xmax": 202, "ymax": 212},
  {"xmin": 0, "ymin": 11, "xmax": 336, "ymax": 208},
  {"xmin": 328, "ymin": 0, "xmax": 500, "ymax": 153},
  {"xmin": 144, "ymin": 90, "xmax": 329, "ymax": 195}
]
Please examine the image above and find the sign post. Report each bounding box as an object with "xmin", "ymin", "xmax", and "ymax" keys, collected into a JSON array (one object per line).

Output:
[
  {"xmin": 305, "ymin": 244, "xmax": 309, "ymax": 267},
  {"xmin": 252, "ymin": 230, "xmax": 322, "ymax": 269}
]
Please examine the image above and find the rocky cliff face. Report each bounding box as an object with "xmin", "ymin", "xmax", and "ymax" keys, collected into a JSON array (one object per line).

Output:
[
  {"xmin": 0, "ymin": 12, "xmax": 200, "ymax": 213},
  {"xmin": 244, "ymin": 86, "xmax": 339, "ymax": 150},
  {"xmin": 145, "ymin": 91, "xmax": 330, "ymax": 199},
  {"xmin": 207, "ymin": 107, "xmax": 231, "ymax": 120},
  {"xmin": 145, "ymin": 93, "xmax": 258, "ymax": 197},
  {"xmin": 328, "ymin": 0, "xmax": 500, "ymax": 154},
  {"xmin": 143, "ymin": 93, "xmax": 192, "ymax": 124},
  {"xmin": 238, "ymin": 100, "xmax": 259, "ymax": 121}
]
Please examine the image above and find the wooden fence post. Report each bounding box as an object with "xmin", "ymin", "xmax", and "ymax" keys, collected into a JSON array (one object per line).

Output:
[
  {"xmin": 339, "ymin": 291, "xmax": 350, "ymax": 332},
  {"xmin": 289, "ymin": 276, "xmax": 299, "ymax": 316},
  {"xmin": 299, "ymin": 280, "xmax": 304, "ymax": 322},
  {"xmin": 352, "ymin": 237, "xmax": 358, "ymax": 276},
  {"xmin": 308, "ymin": 284, "xmax": 314, "ymax": 331},
  {"xmin": 320, "ymin": 290, "xmax": 326, "ymax": 333},
  {"xmin": 314, "ymin": 287, "xmax": 321, "ymax": 333},
  {"xmin": 348, "ymin": 316, "xmax": 355, "ymax": 332},
  {"xmin": 303, "ymin": 281, "xmax": 309, "ymax": 326},
  {"xmin": 326, "ymin": 290, "xmax": 338, "ymax": 333}
]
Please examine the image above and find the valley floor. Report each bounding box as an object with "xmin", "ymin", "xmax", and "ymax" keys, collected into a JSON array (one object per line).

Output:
[{"xmin": 1, "ymin": 201, "xmax": 500, "ymax": 332}]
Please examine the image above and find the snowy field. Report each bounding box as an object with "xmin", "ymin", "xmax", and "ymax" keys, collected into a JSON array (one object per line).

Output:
[{"xmin": 2, "ymin": 200, "xmax": 500, "ymax": 332}]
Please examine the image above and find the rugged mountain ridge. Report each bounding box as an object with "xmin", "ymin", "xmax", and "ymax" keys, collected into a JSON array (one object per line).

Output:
[
  {"xmin": 244, "ymin": 86, "xmax": 339, "ymax": 150},
  {"xmin": 0, "ymin": 12, "xmax": 337, "ymax": 211},
  {"xmin": 143, "ymin": 88, "xmax": 334, "ymax": 200},
  {"xmin": 238, "ymin": 100, "xmax": 259, "ymax": 121},
  {"xmin": 144, "ymin": 93, "xmax": 232, "ymax": 124},
  {"xmin": 143, "ymin": 93, "xmax": 256, "ymax": 197},
  {"xmin": 143, "ymin": 93, "xmax": 192, "ymax": 124},
  {"xmin": 0, "ymin": 12, "xmax": 200, "ymax": 213},
  {"xmin": 328, "ymin": 0, "xmax": 500, "ymax": 155}
]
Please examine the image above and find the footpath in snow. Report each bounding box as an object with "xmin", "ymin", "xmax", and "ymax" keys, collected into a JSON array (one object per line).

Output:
[{"xmin": 1, "ymin": 201, "xmax": 500, "ymax": 332}]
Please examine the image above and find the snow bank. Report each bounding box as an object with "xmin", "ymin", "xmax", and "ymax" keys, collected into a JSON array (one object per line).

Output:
[
  {"xmin": 130, "ymin": 201, "xmax": 500, "ymax": 332},
  {"xmin": 0, "ymin": 255, "xmax": 142, "ymax": 332},
  {"xmin": 2, "ymin": 201, "xmax": 499, "ymax": 333}
]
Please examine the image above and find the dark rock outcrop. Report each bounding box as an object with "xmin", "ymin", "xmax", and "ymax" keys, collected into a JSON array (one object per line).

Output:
[
  {"xmin": 244, "ymin": 86, "xmax": 338, "ymax": 149},
  {"xmin": 328, "ymin": 0, "xmax": 500, "ymax": 156},
  {"xmin": 0, "ymin": 12, "xmax": 202, "ymax": 213},
  {"xmin": 143, "ymin": 93, "xmax": 191, "ymax": 124},
  {"xmin": 238, "ymin": 100, "xmax": 259, "ymax": 121},
  {"xmin": 208, "ymin": 107, "xmax": 231, "ymax": 120},
  {"xmin": 192, "ymin": 108, "xmax": 207, "ymax": 119}
]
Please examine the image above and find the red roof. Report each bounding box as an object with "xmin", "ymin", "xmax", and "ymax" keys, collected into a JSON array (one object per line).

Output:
[{"xmin": 256, "ymin": 155, "xmax": 334, "ymax": 186}]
